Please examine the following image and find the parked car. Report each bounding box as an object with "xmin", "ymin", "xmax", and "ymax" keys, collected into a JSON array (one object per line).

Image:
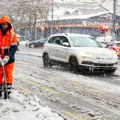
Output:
[
  {"xmin": 26, "ymin": 38, "xmax": 46, "ymax": 48},
  {"xmin": 42, "ymin": 33, "xmax": 118, "ymax": 73},
  {"xmin": 97, "ymin": 41, "xmax": 108, "ymax": 48},
  {"xmin": 106, "ymin": 41, "xmax": 120, "ymax": 57}
]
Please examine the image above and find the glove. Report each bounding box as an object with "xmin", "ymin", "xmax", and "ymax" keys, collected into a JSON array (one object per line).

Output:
[{"xmin": 3, "ymin": 56, "xmax": 10, "ymax": 65}]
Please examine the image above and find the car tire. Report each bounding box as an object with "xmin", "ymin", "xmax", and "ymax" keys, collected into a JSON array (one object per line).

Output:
[
  {"xmin": 69, "ymin": 56, "xmax": 79, "ymax": 73},
  {"xmin": 43, "ymin": 53, "xmax": 52, "ymax": 68}
]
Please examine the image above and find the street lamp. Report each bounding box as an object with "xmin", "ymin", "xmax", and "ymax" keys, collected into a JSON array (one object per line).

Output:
[
  {"xmin": 112, "ymin": 0, "xmax": 117, "ymax": 40},
  {"xmin": 51, "ymin": 0, "xmax": 54, "ymax": 35}
]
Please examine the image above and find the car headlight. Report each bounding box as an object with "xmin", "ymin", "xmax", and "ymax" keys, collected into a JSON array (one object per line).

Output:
[
  {"xmin": 113, "ymin": 53, "xmax": 118, "ymax": 59},
  {"xmin": 80, "ymin": 53, "xmax": 93, "ymax": 59},
  {"xmin": 109, "ymin": 50, "xmax": 118, "ymax": 59}
]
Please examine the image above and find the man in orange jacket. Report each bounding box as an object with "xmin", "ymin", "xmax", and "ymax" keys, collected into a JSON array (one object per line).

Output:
[{"xmin": 0, "ymin": 16, "xmax": 18, "ymax": 99}]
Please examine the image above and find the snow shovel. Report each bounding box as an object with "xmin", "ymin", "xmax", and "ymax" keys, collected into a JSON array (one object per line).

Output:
[{"xmin": 1, "ymin": 60, "xmax": 8, "ymax": 99}]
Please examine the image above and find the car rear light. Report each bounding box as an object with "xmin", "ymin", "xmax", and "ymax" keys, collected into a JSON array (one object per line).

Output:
[
  {"xmin": 41, "ymin": 44, "xmax": 44, "ymax": 49},
  {"xmin": 112, "ymin": 47, "xmax": 116, "ymax": 51},
  {"xmin": 115, "ymin": 48, "xmax": 120, "ymax": 52}
]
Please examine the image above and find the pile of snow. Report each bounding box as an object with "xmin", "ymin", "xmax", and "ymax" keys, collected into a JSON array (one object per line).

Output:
[
  {"xmin": 17, "ymin": 46, "xmax": 42, "ymax": 57},
  {"xmin": 0, "ymin": 90, "xmax": 63, "ymax": 120},
  {"xmin": 19, "ymin": 40, "xmax": 28, "ymax": 46}
]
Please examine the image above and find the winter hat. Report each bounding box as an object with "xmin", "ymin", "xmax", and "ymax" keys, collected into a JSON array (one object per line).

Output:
[
  {"xmin": 0, "ymin": 16, "xmax": 12, "ymax": 28},
  {"xmin": 0, "ymin": 16, "xmax": 11, "ymax": 24}
]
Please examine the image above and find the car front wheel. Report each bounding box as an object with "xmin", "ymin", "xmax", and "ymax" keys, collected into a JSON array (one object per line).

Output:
[
  {"xmin": 69, "ymin": 56, "xmax": 79, "ymax": 72},
  {"xmin": 43, "ymin": 53, "xmax": 52, "ymax": 68}
]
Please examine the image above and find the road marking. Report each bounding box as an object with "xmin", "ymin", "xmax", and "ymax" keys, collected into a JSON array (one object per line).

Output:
[
  {"xmin": 14, "ymin": 84, "xmax": 31, "ymax": 94},
  {"xmin": 63, "ymin": 110, "xmax": 86, "ymax": 120},
  {"xmin": 20, "ymin": 77, "xmax": 60, "ymax": 95},
  {"xmin": 67, "ymin": 80, "xmax": 113, "ymax": 94}
]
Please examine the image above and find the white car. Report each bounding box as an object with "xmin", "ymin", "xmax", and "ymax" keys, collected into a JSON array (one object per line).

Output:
[{"xmin": 42, "ymin": 33, "xmax": 118, "ymax": 73}]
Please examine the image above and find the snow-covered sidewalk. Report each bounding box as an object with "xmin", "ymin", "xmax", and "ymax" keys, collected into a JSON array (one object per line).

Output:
[
  {"xmin": 0, "ymin": 45, "xmax": 64, "ymax": 120},
  {"xmin": 0, "ymin": 90, "xmax": 63, "ymax": 120},
  {"xmin": 17, "ymin": 45, "xmax": 42, "ymax": 57}
]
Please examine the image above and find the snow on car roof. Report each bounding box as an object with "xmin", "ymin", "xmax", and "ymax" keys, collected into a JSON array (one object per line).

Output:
[{"xmin": 51, "ymin": 33, "xmax": 92, "ymax": 37}]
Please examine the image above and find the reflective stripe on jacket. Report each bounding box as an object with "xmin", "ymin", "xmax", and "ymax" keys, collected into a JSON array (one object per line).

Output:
[
  {"xmin": 0, "ymin": 30, "xmax": 18, "ymax": 64},
  {"xmin": 0, "ymin": 16, "xmax": 18, "ymax": 64}
]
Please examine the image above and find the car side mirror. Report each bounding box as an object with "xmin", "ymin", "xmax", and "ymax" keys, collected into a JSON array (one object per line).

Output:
[{"xmin": 62, "ymin": 42, "xmax": 70, "ymax": 47}]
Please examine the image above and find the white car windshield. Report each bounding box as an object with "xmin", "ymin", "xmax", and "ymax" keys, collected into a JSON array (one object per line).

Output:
[{"xmin": 69, "ymin": 36, "xmax": 101, "ymax": 47}]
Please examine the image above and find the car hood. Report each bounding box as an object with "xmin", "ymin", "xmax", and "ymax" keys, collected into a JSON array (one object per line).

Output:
[{"xmin": 73, "ymin": 47, "xmax": 116, "ymax": 57}]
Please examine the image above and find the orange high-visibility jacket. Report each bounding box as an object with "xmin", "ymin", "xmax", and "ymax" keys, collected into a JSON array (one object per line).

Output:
[{"xmin": 0, "ymin": 16, "xmax": 18, "ymax": 64}]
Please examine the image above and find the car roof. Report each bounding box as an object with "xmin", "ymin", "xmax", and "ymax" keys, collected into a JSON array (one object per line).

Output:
[
  {"xmin": 50, "ymin": 33, "xmax": 92, "ymax": 38},
  {"xmin": 114, "ymin": 41, "xmax": 120, "ymax": 43},
  {"xmin": 108, "ymin": 41, "xmax": 120, "ymax": 44}
]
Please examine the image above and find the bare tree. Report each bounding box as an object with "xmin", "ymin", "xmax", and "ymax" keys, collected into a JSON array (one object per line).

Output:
[{"xmin": 0, "ymin": 0, "xmax": 50, "ymax": 40}]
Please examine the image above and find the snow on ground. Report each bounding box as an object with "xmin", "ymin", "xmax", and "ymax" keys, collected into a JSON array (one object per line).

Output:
[
  {"xmin": 19, "ymin": 40, "xmax": 28, "ymax": 46},
  {"xmin": 18, "ymin": 44, "xmax": 42, "ymax": 57},
  {"xmin": 0, "ymin": 90, "xmax": 63, "ymax": 120},
  {"xmin": 0, "ymin": 45, "xmax": 64, "ymax": 120},
  {"xmin": 17, "ymin": 45, "xmax": 120, "ymax": 94},
  {"xmin": 4, "ymin": 44, "xmax": 119, "ymax": 120}
]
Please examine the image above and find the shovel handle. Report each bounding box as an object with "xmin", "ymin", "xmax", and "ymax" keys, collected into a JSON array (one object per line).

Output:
[{"xmin": 2, "ymin": 64, "xmax": 8, "ymax": 99}]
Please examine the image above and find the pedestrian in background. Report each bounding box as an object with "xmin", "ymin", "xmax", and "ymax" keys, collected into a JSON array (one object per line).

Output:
[{"xmin": 0, "ymin": 16, "xmax": 18, "ymax": 99}]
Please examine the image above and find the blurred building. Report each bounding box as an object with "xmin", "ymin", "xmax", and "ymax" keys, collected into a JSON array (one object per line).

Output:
[{"xmin": 36, "ymin": 1, "xmax": 120, "ymax": 39}]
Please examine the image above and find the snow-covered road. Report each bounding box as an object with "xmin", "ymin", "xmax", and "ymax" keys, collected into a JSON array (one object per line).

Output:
[
  {"xmin": 11, "ymin": 45, "xmax": 120, "ymax": 120},
  {"xmin": 0, "ymin": 45, "xmax": 64, "ymax": 120}
]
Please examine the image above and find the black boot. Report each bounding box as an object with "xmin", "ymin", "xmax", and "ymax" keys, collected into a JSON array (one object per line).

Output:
[
  {"xmin": 4, "ymin": 91, "xmax": 11, "ymax": 99},
  {"xmin": 4, "ymin": 83, "xmax": 12, "ymax": 99},
  {"xmin": 4, "ymin": 91, "xmax": 7, "ymax": 99},
  {"xmin": 0, "ymin": 84, "xmax": 3, "ymax": 97},
  {"xmin": 0, "ymin": 92, "xmax": 2, "ymax": 97}
]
